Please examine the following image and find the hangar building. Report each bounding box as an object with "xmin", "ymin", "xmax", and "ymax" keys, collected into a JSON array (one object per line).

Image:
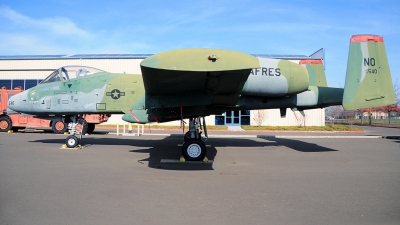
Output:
[{"xmin": 0, "ymin": 52, "xmax": 326, "ymax": 126}]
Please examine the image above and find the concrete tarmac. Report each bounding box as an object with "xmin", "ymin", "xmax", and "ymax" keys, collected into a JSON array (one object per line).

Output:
[{"xmin": 0, "ymin": 127, "xmax": 399, "ymax": 225}]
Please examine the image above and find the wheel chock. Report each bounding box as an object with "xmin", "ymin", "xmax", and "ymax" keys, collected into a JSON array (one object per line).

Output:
[
  {"xmin": 202, "ymin": 157, "xmax": 209, "ymax": 163},
  {"xmin": 60, "ymin": 144, "xmax": 82, "ymax": 150},
  {"xmin": 7, "ymin": 130, "xmax": 14, "ymax": 133},
  {"xmin": 161, "ymin": 158, "xmax": 213, "ymax": 164},
  {"xmin": 179, "ymin": 156, "xmax": 186, "ymax": 162}
]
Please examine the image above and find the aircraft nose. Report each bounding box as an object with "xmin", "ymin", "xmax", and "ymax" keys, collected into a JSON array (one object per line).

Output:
[{"xmin": 7, "ymin": 91, "xmax": 26, "ymax": 113}]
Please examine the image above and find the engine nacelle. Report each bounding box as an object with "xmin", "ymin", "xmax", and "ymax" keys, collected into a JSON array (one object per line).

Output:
[{"xmin": 241, "ymin": 58, "xmax": 309, "ymax": 97}]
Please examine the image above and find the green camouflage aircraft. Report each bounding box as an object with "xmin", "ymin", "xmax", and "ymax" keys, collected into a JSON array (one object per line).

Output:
[{"xmin": 7, "ymin": 34, "xmax": 396, "ymax": 161}]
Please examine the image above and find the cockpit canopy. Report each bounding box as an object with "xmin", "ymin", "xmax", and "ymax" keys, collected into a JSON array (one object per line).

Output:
[{"xmin": 39, "ymin": 66, "xmax": 106, "ymax": 84}]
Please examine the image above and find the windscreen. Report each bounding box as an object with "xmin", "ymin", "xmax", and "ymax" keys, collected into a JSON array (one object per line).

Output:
[
  {"xmin": 39, "ymin": 66, "xmax": 106, "ymax": 84},
  {"xmin": 40, "ymin": 70, "xmax": 62, "ymax": 84},
  {"xmin": 64, "ymin": 66, "xmax": 106, "ymax": 78}
]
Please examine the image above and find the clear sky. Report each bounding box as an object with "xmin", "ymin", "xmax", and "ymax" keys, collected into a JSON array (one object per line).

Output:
[{"xmin": 0, "ymin": 0, "xmax": 399, "ymax": 87}]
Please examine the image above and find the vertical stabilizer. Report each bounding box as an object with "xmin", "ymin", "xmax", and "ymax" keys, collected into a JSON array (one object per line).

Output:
[
  {"xmin": 299, "ymin": 59, "xmax": 328, "ymax": 87},
  {"xmin": 343, "ymin": 34, "xmax": 396, "ymax": 110}
]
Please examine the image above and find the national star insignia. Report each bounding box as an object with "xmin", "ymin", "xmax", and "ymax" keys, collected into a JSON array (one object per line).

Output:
[{"xmin": 106, "ymin": 89, "xmax": 125, "ymax": 100}]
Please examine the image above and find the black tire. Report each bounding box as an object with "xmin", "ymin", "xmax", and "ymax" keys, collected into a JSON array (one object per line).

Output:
[
  {"xmin": 52, "ymin": 120, "xmax": 68, "ymax": 134},
  {"xmin": 75, "ymin": 119, "xmax": 88, "ymax": 135},
  {"xmin": 182, "ymin": 139, "xmax": 207, "ymax": 161},
  {"xmin": 87, "ymin": 123, "xmax": 95, "ymax": 134},
  {"xmin": 0, "ymin": 116, "xmax": 12, "ymax": 132},
  {"xmin": 66, "ymin": 135, "xmax": 79, "ymax": 148}
]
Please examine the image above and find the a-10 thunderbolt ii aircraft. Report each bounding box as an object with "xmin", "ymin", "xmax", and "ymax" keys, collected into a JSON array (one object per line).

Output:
[{"xmin": 7, "ymin": 34, "xmax": 396, "ymax": 161}]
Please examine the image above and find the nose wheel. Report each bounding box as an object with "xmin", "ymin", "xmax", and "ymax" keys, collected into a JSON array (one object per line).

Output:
[{"xmin": 66, "ymin": 135, "xmax": 79, "ymax": 148}]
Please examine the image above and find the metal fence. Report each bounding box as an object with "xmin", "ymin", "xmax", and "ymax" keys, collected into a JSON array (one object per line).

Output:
[{"xmin": 327, "ymin": 118, "xmax": 400, "ymax": 127}]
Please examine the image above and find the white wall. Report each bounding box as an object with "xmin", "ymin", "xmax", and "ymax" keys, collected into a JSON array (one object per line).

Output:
[
  {"xmin": 104, "ymin": 114, "xmax": 216, "ymax": 126},
  {"xmin": 251, "ymin": 108, "xmax": 325, "ymax": 126},
  {"xmin": 104, "ymin": 108, "xmax": 325, "ymax": 127}
]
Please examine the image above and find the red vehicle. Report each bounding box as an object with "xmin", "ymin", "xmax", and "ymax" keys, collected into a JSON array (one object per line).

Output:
[{"xmin": 0, "ymin": 87, "xmax": 108, "ymax": 134}]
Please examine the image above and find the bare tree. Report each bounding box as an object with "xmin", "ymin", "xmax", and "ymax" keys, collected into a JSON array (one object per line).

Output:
[
  {"xmin": 343, "ymin": 110, "xmax": 356, "ymax": 127},
  {"xmin": 394, "ymin": 78, "xmax": 400, "ymax": 107},
  {"xmin": 325, "ymin": 105, "xmax": 343, "ymax": 127},
  {"xmin": 325, "ymin": 106, "xmax": 343, "ymax": 118},
  {"xmin": 253, "ymin": 110, "xmax": 268, "ymax": 126}
]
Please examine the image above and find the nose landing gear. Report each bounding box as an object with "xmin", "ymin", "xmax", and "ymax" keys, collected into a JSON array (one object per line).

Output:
[
  {"xmin": 181, "ymin": 117, "xmax": 208, "ymax": 161},
  {"xmin": 64, "ymin": 115, "xmax": 83, "ymax": 148}
]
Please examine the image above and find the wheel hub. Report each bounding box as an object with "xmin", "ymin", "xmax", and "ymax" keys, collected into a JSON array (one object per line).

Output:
[
  {"xmin": 0, "ymin": 121, "xmax": 8, "ymax": 129},
  {"xmin": 67, "ymin": 138, "xmax": 76, "ymax": 145},
  {"xmin": 55, "ymin": 121, "xmax": 64, "ymax": 130},
  {"xmin": 187, "ymin": 143, "xmax": 201, "ymax": 158},
  {"xmin": 75, "ymin": 124, "xmax": 82, "ymax": 132}
]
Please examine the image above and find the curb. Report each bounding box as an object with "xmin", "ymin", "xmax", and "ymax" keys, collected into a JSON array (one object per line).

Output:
[{"xmin": 110, "ymin": 133, "xmax": 385, "ymax": 139}]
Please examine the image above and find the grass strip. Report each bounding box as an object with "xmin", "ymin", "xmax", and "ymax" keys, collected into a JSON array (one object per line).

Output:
[{"xmin": 241, "ymin": 125, "xmax": 362, "ymax": 131}]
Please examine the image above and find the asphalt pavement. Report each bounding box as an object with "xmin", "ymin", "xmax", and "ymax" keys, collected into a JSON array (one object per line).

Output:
[{"xmin": 0, "ymin": 126, "xmax": 399, "ymax": 225}]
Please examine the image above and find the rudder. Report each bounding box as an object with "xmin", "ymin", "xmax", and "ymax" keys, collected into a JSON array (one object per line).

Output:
[{"xmin": 343, "ymin": 34, "xmax": 396, "ymax": 110}]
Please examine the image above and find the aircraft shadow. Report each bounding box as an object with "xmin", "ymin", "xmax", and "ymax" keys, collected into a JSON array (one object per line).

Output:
[
  {"xmin": 21, "ymin": 129, "xmax": 110, "ymax": 135},
  {"xmin": 29, "ymin": 135, "xmax": 338, "ymax": 170},
  {"xmin": 206, "ymin": 137, "xmax": 337, "ymax": 153},
  {"xmin": 128, "ymin": 136, "xmax": 217, "ymax": 170},
  {"xmin": 258, "ymin": 137, "xmax": 338, "ymax": 153},
  {"xmin": 387, "ymin": 139, "xmax": 400, "ymax": 145}
]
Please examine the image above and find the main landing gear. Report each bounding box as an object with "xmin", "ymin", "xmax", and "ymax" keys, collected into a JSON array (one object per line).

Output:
[
  {"xmin": 181, "ymin": 117, "xmax": 208, "ymax": 161},
  {"xmin": 65, "ymin": 115, "xmax": 83, "ymax": 148}
]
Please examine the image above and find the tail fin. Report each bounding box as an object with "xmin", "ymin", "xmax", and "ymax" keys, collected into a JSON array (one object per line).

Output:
[
  {"xmin": 299, "ymin": 59, "xmax": 328, "ymax": 87},
  {"xmin": 343, "ymin": 34, "xmax": 396, "ymax": 110}
]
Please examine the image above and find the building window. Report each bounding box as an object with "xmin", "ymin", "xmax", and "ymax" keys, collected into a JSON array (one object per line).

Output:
[
  {"xmin": 12, "ymin": 80, "xmax": 25, "ymax": 89},
  {"xmin": 217, "ymin": 110, "xmax": 251, "ymax": 126},
  {"xmin": 240, "ymin": 110, "xmax": 251, "ymax": 125},
  {"xmin": 0, "ymin": 79, "xmax": 40, "ymax": 90},
  {"xmin": 215, "ymin": 113, "xmax": 225, "ymax": 125},
  {"xmin": 25, "ymin": 80, "xmax": 39, "ymax": 90},
  {"xmin": 0, "ymin": 80, "xmax": 12, "ymax": 89}
]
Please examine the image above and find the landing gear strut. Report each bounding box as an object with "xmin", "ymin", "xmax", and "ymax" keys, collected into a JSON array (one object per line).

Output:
[
  {"xmin": 182, "ymin": 117, "xmax": 208, "ymax": 161},
  {"xmin": 65, "ymin": 115, "xmax": 83, "ymax": 148}
]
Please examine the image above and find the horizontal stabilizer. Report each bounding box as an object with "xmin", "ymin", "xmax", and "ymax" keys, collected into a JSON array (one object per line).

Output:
[{"xmin": 309, "ymin": 48, "xmax": 324, "ymax": 60}]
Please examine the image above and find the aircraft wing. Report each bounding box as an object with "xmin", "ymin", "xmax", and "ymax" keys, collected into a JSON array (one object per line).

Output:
[{"xmin": 140, "ymin": 48, "xmax": 259, "ymax": 106}]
